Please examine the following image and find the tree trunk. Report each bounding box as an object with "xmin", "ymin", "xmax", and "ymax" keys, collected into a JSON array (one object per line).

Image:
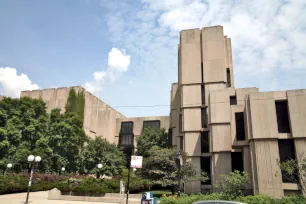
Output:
[{"xmin": 171, "ymin": 186, "xmax": 175, "ymax": 195}]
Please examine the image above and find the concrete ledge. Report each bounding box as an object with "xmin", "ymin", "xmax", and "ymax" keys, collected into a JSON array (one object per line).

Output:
[
  {"xmin": 48, "ymin": 188, "xmax": 141, "ymax": 203},
  {"xmin": 278, "ymin": 133, "xmax": 292, "ymax": 139},
  {"xmin": 282, "ymin": 183, "xmax": 301, "ymax": 190}
]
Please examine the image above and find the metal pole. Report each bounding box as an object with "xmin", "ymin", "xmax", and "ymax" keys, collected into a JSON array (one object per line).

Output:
[
  {"xmin": 126, "ymin": 163, "xmax": 131, "ymax": 204},
  {"xmin": 178, "ymin": 164, "xmax": 181, "ymax": 197},
  {"xmin": 25, "ymin": 163, "xmax": 34, "ymax": 204}
]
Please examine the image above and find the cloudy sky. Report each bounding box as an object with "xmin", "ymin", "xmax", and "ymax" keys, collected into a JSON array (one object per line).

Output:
[{"xmin": 0, "ymin": 0, "xmax": 306, "ymax": 117}]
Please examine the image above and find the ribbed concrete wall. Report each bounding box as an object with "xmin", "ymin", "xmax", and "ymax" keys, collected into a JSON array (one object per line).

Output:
[{"xmin": 171, "ymin": 25, "xmax": 306, "ymax": 197}]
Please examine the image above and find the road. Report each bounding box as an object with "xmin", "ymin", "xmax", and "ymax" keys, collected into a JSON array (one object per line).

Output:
[{"xmin": 0, "ymin": 191, "xmax": 117, "ymax": 204}]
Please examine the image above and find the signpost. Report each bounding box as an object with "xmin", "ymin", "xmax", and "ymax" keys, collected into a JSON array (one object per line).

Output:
[
  {"xmin": 131, "ymin": 156, "xmax": 143, "ymax": 168},
  {"xmin": 126, "ymin": 155, "xmax": 143, "ymax": 204}
]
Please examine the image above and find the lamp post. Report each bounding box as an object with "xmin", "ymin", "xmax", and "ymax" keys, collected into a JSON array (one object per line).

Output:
[
  {"xmin": 97, "ymin": 163, "xmax": 103, "ymax": 178},
  {"xmin": 176, "ymin": 150, "xmax": 183, "ymax": 197},
  {"xmin": 61, "ymin": 167, "xmax": 65, "ymax": 175},
  {"xmin": 6, "ymin": 163, "xmax": 12, "ymax": 174},
  {"xmin": 25, "ymin": 155, "xmax": 41, "ymax": 204}
]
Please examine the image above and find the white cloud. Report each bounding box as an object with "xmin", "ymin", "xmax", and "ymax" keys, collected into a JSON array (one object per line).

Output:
[
  {"xmin": 99, "ymin": 0, "xmax": 306, "ymax": 116},
  {"xmin": 104, "ymin": 0, "xmax": 306, "ymax": 90},
  {"xmin": 0, "ymin": 67, "xmax": 39, "ymax": 98},
  {"xmin": 85, "ymin": 48, "xmax": 131, "ymax": 93}
]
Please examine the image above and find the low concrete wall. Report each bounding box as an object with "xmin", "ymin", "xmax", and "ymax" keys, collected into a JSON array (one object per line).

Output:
[{"xmin": 48, "ymin": 188, "xmax": 142, "ymax": 202}]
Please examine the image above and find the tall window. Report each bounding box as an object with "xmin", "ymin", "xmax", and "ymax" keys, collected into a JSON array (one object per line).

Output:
[
  {"xmin": 235, "ymin": 112, "xmax": 246, "ymax": 141},
  {"xmin": 201, "ymin": 131, "xmax": 209, "ymax": 153},
  {"xmin": 275, "ymin": 101, "xmax": 290, "ymax": 133},
  {"xmin": 143, "ymin": 120, "xmax": 160, "ymax": 129},
  {"xmin": 119, "ymin": 122, "xmax": 134, "ymax": 146},
  {"xmin": 168, "ymin": 128, "xmax": 173, "ymax": 147},
  {"xmin": 201, "ymin": 157, "xmax": 211, "ymax": 185},
  {"xmin": 226, "ymin": 68, "xmax": 231, "ymax": 88},
  {"xmin": 231, "ymin": 152, "xmax": 244, "ymax": 172},
  {"xmin": 201, "ymin": 84, "xmax": 205, "ymax": 105},
  {"xmin": 179, "ymin": 114, "xmax": 183, "ymax": 133},
  {"xmin": 278, "ymin": 139, "xmax": 298, "ymax": 183},
  {"xmin": 180, "ymin": 136, "xmax": 184, "ymax": 150},
  {"xmin": 202, "ymin": 108, "xmax": 208, "ymax": 129}
]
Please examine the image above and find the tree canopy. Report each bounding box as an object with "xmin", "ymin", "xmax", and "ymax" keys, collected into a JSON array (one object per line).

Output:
[
  {"xmin": 79, "ymin": 137, "xmax": 126, "ymax": 177},
  {"xmin": 0, "ymin": 96, "xmax": 124, "ymax": 176},
  {"xmin": 135, "ymin": 127, "xmax": 169, "ymax": 157},
  {"xmin": 135, "ymin": 127, "xmax": 208, "ymax": 190}
]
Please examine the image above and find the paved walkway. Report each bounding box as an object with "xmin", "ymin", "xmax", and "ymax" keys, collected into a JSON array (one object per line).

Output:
[{"xmin": 0, "ymin": 191, "xmax": 116, "ymax": 204}]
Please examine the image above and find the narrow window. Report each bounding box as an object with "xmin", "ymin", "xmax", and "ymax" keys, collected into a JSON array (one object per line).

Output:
[
  {"xmin": 231, "ymin": 152, "xmax": 244, "ymax": 172},
  {"xmin": 226, "ymin": 68, "xmax": 231, "ymax": 88},
  {"xmin": 201, "ymin": 84, "xmax": 205, "ymax": 105},
  {"xmin": 230, "ymin": 96, "xmax": 237, "ymax": 105},
  {"xmin": 201, "ymin": 108, "xmax": 208, "ymax": 128},
  {"xmin": 201, "ymin": 62, "xmax": 204, "ymax": 83},
  {"xmin": 235, "ymin": 112, "xmax": 246, "ymax": 141},
  {"xmin": 278, "ymin": 139, "xmax": 298, "ymax": 183},
  {"xmin": 275, "ymin": 101, "xmax": 290, "ymax": 133},
  {"xmin": 201, "ymin": 131, "xmax": 209, "ymax": 153},
  {"xmin": 180, "ymin": 136, "xmax": 184, "ymax": 150},
  {"xmin": 119, "ymin": 122, "xmax": 134, "ymax": 156},
  {"xmin": 121, "ymin": 121, "xmax": 133, "ymax": 134},
  {"xmin": 179, "ymin": 114, "xmax": 183, "ymax": 133},
  {"xmin": 143, "ymin": 120, "xmax": 160, "ymax": 130},
  {"xmin": 119, "ymin": 122, "xmax": 134, "ymax": 146},
  {"xmin": 201, "ymin": 157, "xmax": 211, "ymax": 185},
  {"xmin": 168, "ymin": 128, "xmax": 173, "ymax": 147}
]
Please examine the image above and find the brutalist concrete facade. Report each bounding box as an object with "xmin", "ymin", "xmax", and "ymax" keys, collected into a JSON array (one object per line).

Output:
[
  {"xmin": 170, "ymin": 25, "xmax": 306, "ymax": 197},
  {"xmin": 21, "ymin": 87, "xmax": 169, "ymax": 145},
  {"xmin": 21, "ymin": 86, "xmax": 126, "ymax": 143}
]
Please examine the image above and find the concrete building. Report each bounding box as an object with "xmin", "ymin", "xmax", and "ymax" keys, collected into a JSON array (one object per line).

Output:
[
  {"xmin": 170, "ymin": 25, "xmax": 306, "ymax": 197},
  {"xmin": 18, "ymin": 25, "xmax": 306, "ymax": 198},
  {"xmin": 21, "ymin": 87, "xmax": 169, "ymax": 146}
]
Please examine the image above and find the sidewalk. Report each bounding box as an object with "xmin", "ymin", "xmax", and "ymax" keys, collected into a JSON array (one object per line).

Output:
[{"xmin": 0, "ymin": 191, "xmax": 118, "ymax": 204}]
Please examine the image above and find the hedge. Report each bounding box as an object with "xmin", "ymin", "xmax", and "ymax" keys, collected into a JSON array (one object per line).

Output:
[
  {"xmin": 56, "ymin": 176, "xmax": 152, "ymax": 195},
  {"xmin": 159, "ymin": 193, "xmax": 306, "ymax": 204},
  {"xmin": 0, "ymin": 173, "xmax": 152, "ymax": 195},
  {"xmin": 0, "ymin": 174, "xmax": 68, "ymax": 194}
]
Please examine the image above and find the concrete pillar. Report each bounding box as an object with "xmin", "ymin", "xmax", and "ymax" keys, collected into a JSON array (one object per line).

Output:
[{"xmin": 250, "ymin": 140, "xmax": 284, "ymax": 198}]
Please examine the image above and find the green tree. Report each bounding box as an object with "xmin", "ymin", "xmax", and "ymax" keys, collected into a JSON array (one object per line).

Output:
[
  {"xmin": 79, "ymin": 137, "xmax": 126, "ymax": 177},
  {"xmin": 139, "ymin": 146, "xmax": 208, "ymax": 193},
  {"xmin": 219, "ymin": 170, "xmax": 250, "ymax": 199},
  {"xmin": 136, "ymin": 127, "xmax": 169, "ymax": 156},
  {"xmin": 0, "ymin": 97, "xmax": 49, "ymax": 173},
  {"xmin": 47, "ymin": 109, "xmax": 87, "ymax": 173},
  {"xmin": 279, "ymin": 157, "xmax": 306, "ymax": 195}
]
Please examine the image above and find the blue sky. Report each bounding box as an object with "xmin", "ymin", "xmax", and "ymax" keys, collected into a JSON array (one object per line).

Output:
[{"xmin": 0, "ymin": 0, "xmax": 306, "ymax": 117}]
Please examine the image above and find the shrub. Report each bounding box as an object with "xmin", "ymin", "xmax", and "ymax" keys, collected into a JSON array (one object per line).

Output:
[
  {"xmin": 159, "ymin": 193, "xmax": 306, "ymax": 204},
  {"xmin": 0, "ymin": 173, "xmax": 74, "ymax": 195},
  {"xmin": 56, "ymin": 177, "xmax": 120, "ymax": 195},
  {"xmin": 236, "ymin": 195, "xmax": 280, "ymax": 204},
  {"xmin": 219, "ymin": 170, "xmax": 250, "ymax": 199}
]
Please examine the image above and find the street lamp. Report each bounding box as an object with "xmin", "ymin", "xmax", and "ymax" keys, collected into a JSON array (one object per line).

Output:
[
  {"xmin": 176, "ymin": 150, "xmax": 183, "ymax": 196},
  {"xmin": 97, "ymin": 163, "xmax": 103, "ymax": 178},
  {"xmin": 25, "ymin": 155, "xmax": 41, "ymax": 204},
  {"xmin": 6, "ymin": 163, "xmax": 12, "ymax": 174},
  {"xmin": 61, "ymin": 167, "xmax": 65, "ymax": 172}
]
